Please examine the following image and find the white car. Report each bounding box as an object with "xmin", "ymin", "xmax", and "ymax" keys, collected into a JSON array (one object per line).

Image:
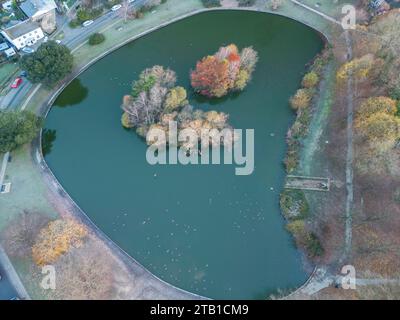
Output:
[
  {"xmin": 43, "ymin": 36, "xmax": 48, "ymax": 42},
  {"xmin": 111, "ymin": 4, "xmax": 122, "ymax": 11},
  {"xmin": 21, "ymin": 47, "xmax": 35, "ymax": 54},
  {"xmin": 82, "ymin": 20, "xmax": 94, "ymax": 27},
  {"xmin": 55, "ymin": 40, "xmax": 62, "ymax": 44},
  {"xmin": 127, "ymin": 0, "xmax": 135, "ymax": 3}
]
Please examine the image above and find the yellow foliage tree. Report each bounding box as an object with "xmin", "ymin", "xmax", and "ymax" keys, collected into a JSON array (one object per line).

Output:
[
  {"xmin": 121, "ymin": 112, "xmax": 133, "ymax": 128},
  {"xmin": 290, "ymin": 89, "xmax": 312, "ymax": 110},
  {"xmin": 336, "ymin": 54, "xmax": 374, "ymax": 83},
  {"xmin": 233, "ymin": 69, "xmax": 250, "ymax": 91},
  {"xmin": 32, "ymin": 219, "xmax": 88, "ymax": 266},
  {"xmin": 356, "ymin": 96, "xmax": 397, "ymax": 120},
  {"xmin": 356, "ymin": 112, "xmax": 400, "ymax": 152},
  {"xmin": 164, "ymin": 86, "xmax": 188, "ymax": 112},
  {"xmin": 301, "ymin": 72, "xmax": 319, "ymax": 88}
]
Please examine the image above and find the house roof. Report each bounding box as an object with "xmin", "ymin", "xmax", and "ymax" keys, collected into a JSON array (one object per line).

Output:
[
  {"xmin": 2, "ymin": 20, "xmax": 42, "ymax": 39},
  {"xmin": 19, "ymin": 0, "xmax": 57, "ymax": 18},
  {"xmin": 0, "ymin": 42, "xmax": 9, "ymax": 51},
  {"xmin": 4, "ymin": 47, "xmax": 16, "ymax": 56}
]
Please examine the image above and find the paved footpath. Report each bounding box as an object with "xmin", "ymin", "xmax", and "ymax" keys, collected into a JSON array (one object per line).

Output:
[
  {"xmin": 0, "ymin": 245, "xmax": 30, "ymax": 300},
  {"xmin": 290, "ymin": 0, "xmax": 341, "ymax": 25},
  {"xmin": 0, "ymin": 152, "xmax": 10, "ymax": 189}
]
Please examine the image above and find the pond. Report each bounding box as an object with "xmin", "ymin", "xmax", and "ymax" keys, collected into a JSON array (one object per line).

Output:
[{"xmin": 44, "ymin": 10, "xmax": 324, "ymax": 299}]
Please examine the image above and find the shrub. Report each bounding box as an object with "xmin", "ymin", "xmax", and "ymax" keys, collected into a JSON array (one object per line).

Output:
[
  {"xmin": 68, "ymin": 19, "xmax": 80, "ymax": 28},
  {"xmin": 286, "ymin": 220, "xmax": 306, "ymax": 238},
  {"xmin": 305, "ymin": 232, "xmax": 324, "ymax": 257},
  {"xmin": 121, "ymin": 112, "xmax": 134, "ymax": 128},
  {"xmin": 289, "ymin": 88, "xmax": 312, "ymax": 110},
  {"xmin": 88, "ymin": 33, "xmax": 105, "ymax": 46},
  {"xmin": 201, "ymin": 0, "xmax": 221, "ymax": 7},
  {"xmin": 390, "ymin": 86, "xmax": 400, "ymax": 100},
  {"xmin": 302, "ymin": 72, "xmax": 319, "ymax": 88},
  {"xmin": 286, "ymin": 220, "xmax": 323, "ymax": 257},
  {"xmin": 280, "ymin": 189, "xmax": 309, "ymax": 220},
  {"xmin": 238, "ymin": 0, "xmax": 256, "ymax": 6},
  {"xmin": 32, "ymin": 219, "xmax": 88, "ymax": 266},
  {"xmin": 76, "ymin": 8, "xmax": 103, "ymax": 23}
]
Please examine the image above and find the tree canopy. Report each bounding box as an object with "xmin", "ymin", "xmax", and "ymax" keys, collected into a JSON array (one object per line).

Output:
[
  {"xmin": 0, "ymin": 111, "xmax": 43, "ymax": 153},
  {"xmin": 355, "ymin": 96, "xmax": 400, "ymax": 155},
  {"xmin": 191, "ymin": 44, "xmax": 258, "ymax": 98},
  {"xmin": 20, "ymin": 41, "xmax": 74, "ymax": 86},
  {"xmin": 120, "ymin": 65, "xmax": 233, "ymax": 150},
  {"xmin": 32, "ymin": 219, "xmax": 87, "ymax": 266}
]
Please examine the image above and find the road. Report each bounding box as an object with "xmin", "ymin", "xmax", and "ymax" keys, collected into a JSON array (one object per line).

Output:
[{"xmin": 0, "ymin": 0, "xmax": 148, "ymax": 111}]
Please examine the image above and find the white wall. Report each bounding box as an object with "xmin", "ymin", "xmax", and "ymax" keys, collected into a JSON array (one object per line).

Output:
[{"xmin": 10, "ymin": 28, "xmax": 45, "ymax": 50}]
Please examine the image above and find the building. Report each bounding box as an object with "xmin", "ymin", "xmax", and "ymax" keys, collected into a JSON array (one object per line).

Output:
[
  {"xmin": 0, "ymin": 42, "xmax": 9, "ymax": 51},
  {"xmin": 369, "ymin": 0, "xmax": 390, "ymax": 14},
  {"xmin": 4, "ymin": 47, "xmax": 16, "ymax": 58},
  {"xmin": 19, "ymin": 0, "xmax": 57, "ymax": 33},
  {"xmin": 1, "ymin": 19, "xmax": 44, "ymax": 50},
  {"xmin": 2, "ymin": 0, "xmax": 12, "ymax": 11}
]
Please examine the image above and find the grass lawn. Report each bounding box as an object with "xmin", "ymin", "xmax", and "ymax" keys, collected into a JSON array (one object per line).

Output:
[
  {"xmin": 265, "ymin": 0, "xmax": 338, "ymax": 38},
  {"xmin": 300, "ymin": 0, "xmax": 358, "ymax": 18},
  {"xmin": 0, "ymin": 146, "xmax": 57, "ymax": 232}
]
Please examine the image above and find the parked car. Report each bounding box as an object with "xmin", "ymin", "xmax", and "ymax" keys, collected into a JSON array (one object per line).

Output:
[
  {"xmin": 20, "ymin": 71, "xmax": 27, "ymax": 77},
  {"xmin": 21, "ymin": 47, "xmax": 34, "ymax": 54},
  {"xmin": 55, "ymin": 40, "xmax": 62, "ymax": 44},
  {"xmin": 43, "ymin": 36, "xmax": 48, "ymax": 42},
  {"xmin": 82, "ymin": 20, "xmax": 94, "ymax": 27},
  {"xmin": 111, "ymin": 4, "xmax": 122, "ymax": 11},
  {"xmin": 11, "ymin": 77, "xmax": 22, "ymax": 89},
  {"xmin": 127, "ymin": 0, "xmax": 135, "ymax": 3}
]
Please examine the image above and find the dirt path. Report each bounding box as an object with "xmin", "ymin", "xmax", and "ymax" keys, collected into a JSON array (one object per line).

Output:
[{"xmin": 342, "ymin": 30, "xmax": 354, "ymax": 262}]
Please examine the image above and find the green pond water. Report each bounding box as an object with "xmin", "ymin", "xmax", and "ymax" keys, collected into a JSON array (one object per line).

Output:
[{"xmin": 44, "ymin": 10, "xmax": 324, "ymax": 299}]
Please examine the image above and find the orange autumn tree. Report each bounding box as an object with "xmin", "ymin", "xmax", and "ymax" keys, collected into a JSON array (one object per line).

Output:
[
  {"xmin": 32, "ymin": 219, "xmax": 88, "ymax": 266},
  {"xmin": 191, "ymin": 56, "xmax": 231, "ymax": 98},
  {"xmin": 191, "ymin": 44, "xmax": 258, "ymax": 98}
]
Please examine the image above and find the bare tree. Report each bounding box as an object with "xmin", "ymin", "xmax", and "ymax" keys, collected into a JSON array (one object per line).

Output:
[{"xmin": 1, "ymin": 211, "xmax": 50, "ymax": 258}]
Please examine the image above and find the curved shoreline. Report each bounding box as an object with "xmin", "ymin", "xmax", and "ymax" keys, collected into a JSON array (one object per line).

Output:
[{"xmin": 32, "ymin": 8, "xmax": 331, "ymax": 300}]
